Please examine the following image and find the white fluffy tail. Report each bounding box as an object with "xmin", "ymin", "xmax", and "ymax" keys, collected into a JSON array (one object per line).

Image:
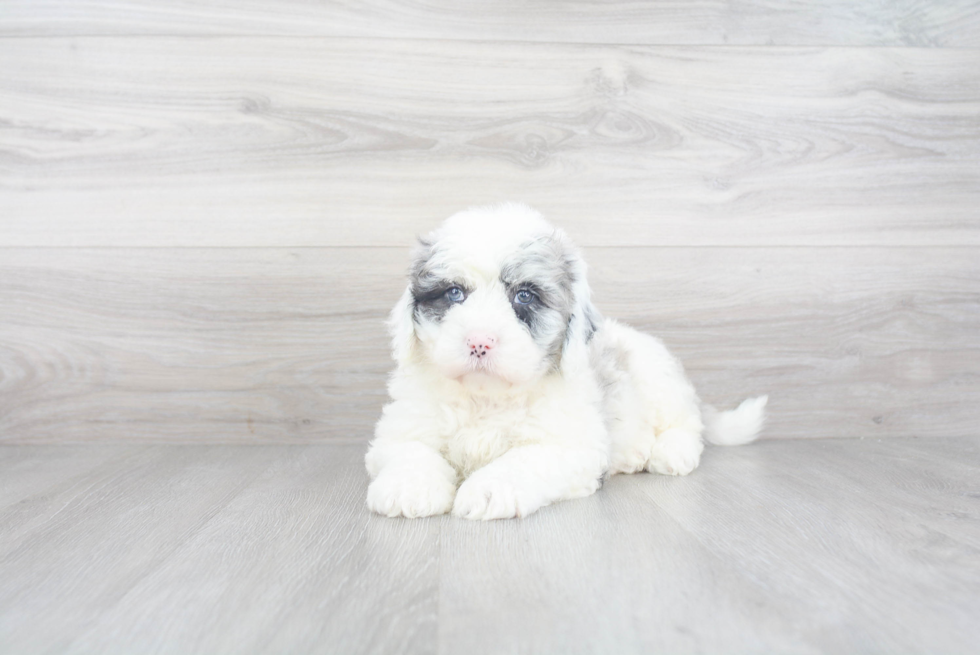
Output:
[{"xmin": 703, "ymin": 395, "xmax": 768, "ymax": 446}]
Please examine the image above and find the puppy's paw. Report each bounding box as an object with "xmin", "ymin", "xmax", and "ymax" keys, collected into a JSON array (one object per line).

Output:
[
  {"xmin": 366, "ymin": 469, "xmax": 456, "ymax": 518},
  {"xmin": 609, "ymin": 444, "xmax": 650, "ymax": 475},
  {"xmin": 646, "ymin": 429, "xmax": 704, "ymax": 476},
  {"xmin": 452, "ymin": 471, "xmax": 542, "ymax": 520}
]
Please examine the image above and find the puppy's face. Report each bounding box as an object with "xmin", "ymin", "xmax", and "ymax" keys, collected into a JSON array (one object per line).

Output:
[{"xmin": 391, "ymin": 205, "xmax": 596, "ymax": 392}]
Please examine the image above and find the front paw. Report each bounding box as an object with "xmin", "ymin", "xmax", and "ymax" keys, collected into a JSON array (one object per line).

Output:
[
  {"xmin": 452, "ymin": 471, "xmax": 543, "ymax": 520},
  {"xmin": 367, "ymin": 469, "xmax": 456, "ymax": 518},
  {"xmin": 646, "ymin": 429, "xmax": 704, "ymax": 476}
]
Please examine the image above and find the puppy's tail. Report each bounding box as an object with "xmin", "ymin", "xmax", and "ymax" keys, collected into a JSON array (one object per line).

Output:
[{"xmin": 702, "ymin": 395, "xmax": 768, "ymax": 446}]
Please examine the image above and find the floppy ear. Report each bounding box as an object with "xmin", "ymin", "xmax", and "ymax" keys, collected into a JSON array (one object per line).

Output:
[
  {"xmin": 566, "ymin": 261, "xmax": 600, "ymax": 346},
  {"xmin": 387, "ymin": 285, "xmax": 417, "ymax": 366},
  {"xmin": 557, "ymin": 234, "xmax": 601, "ymax": 370},
  {"xmin": 388, "ymin": 235, "xmax": 438, "ymax": 366}
]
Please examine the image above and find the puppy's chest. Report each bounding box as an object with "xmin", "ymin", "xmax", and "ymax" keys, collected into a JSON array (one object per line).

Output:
[{"xmin": 440, "ymin": 402, "xmax": 531, "ymax": 476}]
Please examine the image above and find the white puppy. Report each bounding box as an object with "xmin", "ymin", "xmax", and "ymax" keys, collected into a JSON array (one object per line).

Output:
[{"xmin": 366, "ymin": 203, "xmax": 767, "ymax": 520}]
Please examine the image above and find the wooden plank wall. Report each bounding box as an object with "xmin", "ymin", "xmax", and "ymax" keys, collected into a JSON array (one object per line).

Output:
[{"xmin": 1, "ymin": 2, "xmax": 978, "ymax": 442}]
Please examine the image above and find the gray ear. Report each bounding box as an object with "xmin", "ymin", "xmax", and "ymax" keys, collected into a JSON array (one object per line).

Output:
[
  {"xmin": 388, "ymin": 236, "xmax": 435, "ymax": 365},
  {"xmin": 556, "ymin": 232, "xmax": 601, "ymax": 363},
  {"xmin": 575, "ymin": 298, "xmax": 601, "ymax": 344},
  {"xmin": 566, "ymin": 277, "xmax": 600, "ymax": 347}
]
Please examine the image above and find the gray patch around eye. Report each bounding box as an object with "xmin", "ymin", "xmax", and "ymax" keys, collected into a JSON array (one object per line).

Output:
[
  {"xmin": 408, "ymin": 239, "xmax": 464, "ymax": 324},
  {"xmin": 500, "ymin": 233, "xmax": 580, "ymax": 366},
  {"xmin": 413, "ymin": 284, "xmax": 466, "ymax": 323},
  {"xmin": 509, "ymin": 289, "xmax": 549, "ymax": 336},
  {"xmin": 500, "ymin": 237, "xmax": 577, "ymax": 309}
]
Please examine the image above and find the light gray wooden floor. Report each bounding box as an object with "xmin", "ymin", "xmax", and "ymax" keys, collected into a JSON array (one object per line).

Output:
[{"xmin": 1, "ymin": 438, "xmax": 977, "ymax": 654}]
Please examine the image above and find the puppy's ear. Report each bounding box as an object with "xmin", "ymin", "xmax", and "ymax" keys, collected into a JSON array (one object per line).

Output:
[
  {"xmin": 566, "ymin": 264, "xmax": 600, "ymax": 347},
  {"xmin": 570, "ymin": 286, "xmax": 600, "ymax": 345},
  {"xmin": 556, "ymin": 232, "xmax": 601, "ymax": 368},
  {"xmin": 387, "ymin": 284, "xmax": 417, "ymax": 365},
  {"xmin": 388, "ymin": 235, "xmax": 436, "ymax": 365}
]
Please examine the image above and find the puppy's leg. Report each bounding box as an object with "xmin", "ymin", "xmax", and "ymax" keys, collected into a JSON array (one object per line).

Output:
[
  {"xmin": 452, "ymin": 444, "xmax": 605, "ymax": 520},
  {"xmin": 365, "ymin": 440, "xmax": 458, "ymax": 518},
  {"xmin": 644, "ymin": 427, "xmax": 704, "ymax": 476},
  {"xmin": 610, "ymin": 419, "xmax": 704, "ymax": 476},
  {"xmin": 599, "ymin": 320, "xmax": 704, "ymax": 477}
]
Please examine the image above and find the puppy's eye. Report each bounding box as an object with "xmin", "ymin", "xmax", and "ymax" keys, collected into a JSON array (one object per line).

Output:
[
  {"xmin": 514, "ymin": 289, "xmax": 535, "ymax": 305},
  {"xmin": 445, "ymin": 286, "xmax": 466, "ymax": 303}
]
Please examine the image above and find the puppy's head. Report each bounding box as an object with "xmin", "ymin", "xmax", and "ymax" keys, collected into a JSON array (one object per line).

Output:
[{"xmin": 389, "ymin": 203, "xmax": 599, "ymax": 392}]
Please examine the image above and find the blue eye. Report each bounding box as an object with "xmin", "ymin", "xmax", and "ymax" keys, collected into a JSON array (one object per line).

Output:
[
  {"xmin": 514, "ymin": 289, "xmax": 534, "ymax": 304},
  {"xmin": 445, "ymin": 287, "xmax": 465, "ymax": 303}
]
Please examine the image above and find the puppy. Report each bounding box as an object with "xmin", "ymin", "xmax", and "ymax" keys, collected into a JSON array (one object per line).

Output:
[{"xmin": 365, "ymin": 203, "xmax": 767, "ymax": 520}]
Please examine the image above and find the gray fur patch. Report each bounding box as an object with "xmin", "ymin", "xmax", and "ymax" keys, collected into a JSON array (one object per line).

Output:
[
  {"xmin": 409, "ymin": 238, "xmax": 465, "ymax": 324},
  {"xmin": 573, "ymin": 301, "xmax": 601, "ymax": 344},
  {"xmin": 499, "ymin": 233, "xmax": 579, "ymax": 364}
]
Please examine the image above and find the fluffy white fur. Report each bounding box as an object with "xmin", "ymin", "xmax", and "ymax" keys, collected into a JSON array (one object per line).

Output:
[{"xmin": 366, "ymin": 203, "xmax": 767, "ymax": 520}]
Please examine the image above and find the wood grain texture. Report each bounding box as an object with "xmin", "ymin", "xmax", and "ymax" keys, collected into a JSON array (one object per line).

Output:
[
  {"xmin": 3, "ymin": 0, "xmax": 980, "ymax": 46},
  {"xmin": 442, "ymin": 436, "xmax": 980, "ymax": 654},
  {"xmin": 59, "ymin": 445, "xmax": 439, "ymax": 655},
  {"xmin": 0, "ymin": 444, "xmax": 145, "ymax": 506},
  {"xmin": 2, "ymin": 39, "xmax": 979, "ymax": 247},
  {"xmin": 0, "ymin": 443, "xmax": 438, "ymax": 655},
  {"xmin": 642, "ymin": 437, "xmax": 980, "ymax": 653},
  {"xmin": 1, "ymin": 247, "xmax": 977, "ymax": 443},
  {"xmin": 1, "ymin": 439, "xmax": 978, "ymax": 653},
  {"xmin": 439, "ymin": 470, "xmax": 816, "ymax": 654},
  {"xmin": 2, "ymin": 2, "xmax": 977, "ymax": 650},
  {"xmin": 0, "ymin": 248, "xmax": 399, "ymax": 443},
  {"xmin": 0, "ymin": 445, "xmax": 275, "ymax": 653}
]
